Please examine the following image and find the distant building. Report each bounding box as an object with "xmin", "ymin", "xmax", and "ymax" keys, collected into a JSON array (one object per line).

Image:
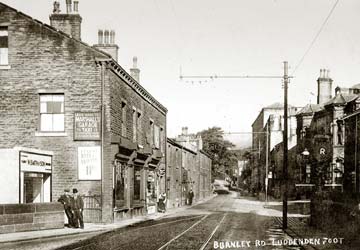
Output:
[
  {"xmin": 251, "ymin": 102, "xmax": 301, "ymax": 196},
  {"xmin": 166, "ymin": 129, "xmax": 211, "ymax": 208}
]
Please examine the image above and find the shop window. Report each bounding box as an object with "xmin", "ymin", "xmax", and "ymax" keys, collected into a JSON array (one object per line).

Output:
[
  {"xmin": 0, "ymin": 27, "xmax": 8, "ymax": 65},
  {"xmin": 39, "ymin": 94, "xmax": 64, "ymax": 132},
  {"xmin": 115, "ymin": 163, "xmax": 125, "ymax": 207},
  {"xmin": 147, "ymin": 170, "xmax": 156, "ymax": 205},
  {"xmin": 134, "ymin": 166, "xmax": 141, "ymax": 201},
  {"xmin": 121, "ymin": 101, "xmax": 127, "ymax": 137}
]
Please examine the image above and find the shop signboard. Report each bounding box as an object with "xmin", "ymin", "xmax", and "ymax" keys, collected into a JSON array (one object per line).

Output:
[
  {"xmin": 74, "ymin": 112, "xmax": 101, "ymax": 141},
  {"xmin": 20, "ymin": 151, "xmax": 52, "ymax": 173},
  {"xmin": 78, "ymin": 146, "xmax": 101, "ymax": 180}
]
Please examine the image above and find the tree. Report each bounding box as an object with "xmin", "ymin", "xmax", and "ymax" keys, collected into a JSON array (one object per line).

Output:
[{"xmin": 197, "ymin": 127, "xmax": 238, "ymax": 180}]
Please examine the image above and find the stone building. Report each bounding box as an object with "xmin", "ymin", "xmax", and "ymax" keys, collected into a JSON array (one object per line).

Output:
[
  {"xmin": 251, "ymin": 103, "xmax": 300, "ymax": 196},
  {"xmin": 0, "ymin": 1, "xmax": 166, "ymax": 224},
  {"xmin": 166, "ymin": 129, "xmax": 212, "ymax": 208},
  {"xmin": 296, "ymin": 70, "xmax": 360, "ymax": 193}
]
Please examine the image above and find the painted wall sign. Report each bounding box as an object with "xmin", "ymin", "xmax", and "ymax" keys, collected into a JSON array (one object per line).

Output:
[
  {"xmin": 20, "ymin": 151, "xmax": 52, "ymax": 173},
  {"xmin": 78, "ymin": 146, "xmax": 101, "ymax": 180},
  {"xmin": 74, "ymin": 112, "xmax": 101, "ymax": 141}
]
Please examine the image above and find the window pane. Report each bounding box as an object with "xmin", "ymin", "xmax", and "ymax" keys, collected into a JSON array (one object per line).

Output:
[
  {"xmin": 40, "ymin": 102, "xmax": 47, "ymax": 113},
  {"xmin": 53, "ymin": 114, "xmax": 64, "ymax": 131},
  {"xmin": 0, "ymin": 35, "xmax": 7, "ymax": 48},
  {"xmin": 52, "ymin": 102, "xmax": 63, "ymax": 113},
  {"xmin": 0, "ymin": 48, "xmax": 8, "ymax": 65},
  {"xmin": 40, "ymin": 114, "xmax": 53, "ymax": 131},
  {"xmin": 40, "ymin": 95, "xmax": 53, "ymax": 102},
  {"xmin": 52, "ymin": 95, "xmax": 64, "ymax": 102}
]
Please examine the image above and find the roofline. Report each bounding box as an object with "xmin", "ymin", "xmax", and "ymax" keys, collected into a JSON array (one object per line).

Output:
[
  {"xmin": 166, "ymin": 138, "xmax": 197, "ymax": 155},
  {"xmin": 0, "ymin": 2, "xmax": 167, "ymax": 115},
  {"xmin": 342, "ymin": 109, "xmax": 360, "ymax": 120}
]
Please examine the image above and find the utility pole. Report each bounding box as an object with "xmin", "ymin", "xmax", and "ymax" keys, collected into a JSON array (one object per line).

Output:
[
  {"xmin": 180, "ymin": 62, "xmax": 292, "ymax": 229},
  {"xmin": 283, "ymin": 61, "xmax": 289, "ymax": 230}
]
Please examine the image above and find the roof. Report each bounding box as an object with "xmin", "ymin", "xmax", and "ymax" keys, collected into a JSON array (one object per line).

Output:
[
  {"xmin": 323, "ymin": 93, "xmax": 358, "ymax": 107},
  {"xmin": 351, "ymin": 83, "xmax": 360, "ymax": 89},
  {"xmin": 0, "ymin": 2, "xmax": 167, "ymax": 114},
  {"xmin": 296, "ymin": 104, "xmax": 323, "ymax": 116},
  {"xmin": 265, "ymin": 102, "xmax": 294, "ymax": 109}
]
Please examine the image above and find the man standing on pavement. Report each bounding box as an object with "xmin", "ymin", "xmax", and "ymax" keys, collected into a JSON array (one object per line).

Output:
[
  {"xmin": 57, "ymin": 189, "xmax": 73, "ymax": 227},
  {"xmin": 188, "ymin": 188, "xmax": 194, "ymax": 205},
  {"xmin": 71, "ymin": 188, "xmax": 84, "ymax": 229}
]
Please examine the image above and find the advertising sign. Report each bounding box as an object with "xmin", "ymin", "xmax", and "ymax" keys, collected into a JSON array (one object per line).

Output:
[
  {"xmin": 74, "ymin": 112, "xmax": 101, "ymax": 141},
  {"xmin": 78, "ymin": 146, "xmax": 101, "ymax": 180},
  {"xmin": 20, "ymin": 151, "xmax": 52, "ymax": 173}
]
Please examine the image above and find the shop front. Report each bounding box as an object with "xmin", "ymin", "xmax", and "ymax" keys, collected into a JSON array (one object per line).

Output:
[{"xmin": 0, "ymin": 147, "xmax": 53, "ymax": 204}]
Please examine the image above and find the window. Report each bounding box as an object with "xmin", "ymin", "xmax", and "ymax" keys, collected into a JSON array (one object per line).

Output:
[
  {"xmin": 154, "ymin": 125, "xmax": 160, "ymax": 149},
  {"xmin": 39, "ymin": 94, "xmax": 64, "ymax": 132},
  {"xmin": 160, "ymin": 127, "xmax": 164, "ymax": 153},
  {"xmin": 132, "ymin": 108, "xmax": 137, "ymax": 142},
  {"xmin": 121, "ymin": 102, "xmax": 127, "ymax": 137},
  {"xmin": 134, "ymin": 166, "xmax": 141, "ymax": 201},
  {"xmin": 149, "ymin": 120, "xmax": 154, "ymax": 146},
  {"xmin": 114, "ymin": 162, "xmax": 125, "ymax": 207},
  {"xmin": 0, "ymin": 27, "xmax": 8, "ymax": 65},
  {"xmin": 137, "ymin": 111, "xmax": 142, "ymax": 144}
]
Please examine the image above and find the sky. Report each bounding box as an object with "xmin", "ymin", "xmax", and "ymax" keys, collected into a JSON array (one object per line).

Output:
[{"xmin": 3, "ymin": 0, "xmax": 360, "ymax": 148}]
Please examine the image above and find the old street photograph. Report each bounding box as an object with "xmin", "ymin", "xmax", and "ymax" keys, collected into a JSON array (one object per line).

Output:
[{"xmin": 0, "ymin": 0, "xmax": 360, "ymax": 249}]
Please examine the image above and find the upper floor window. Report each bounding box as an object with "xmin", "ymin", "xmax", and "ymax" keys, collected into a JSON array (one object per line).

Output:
[
  {"xmin": 132, "ymin": 108, "xmax": 137, "ymax": 142},
  {"xmin": 121, "ymin": 101, "xmax": 127, "ymax": 137},
  {"xmin": 0, "ymin": 27, "xmax": 8, "ymax": 65},
  {"xmin": 40, "ymin": 94, "xmax": 64, "ymax": 132},
  {"xmin": 154, "ymin": 125, "xmax": 160, "ymax": 149}
]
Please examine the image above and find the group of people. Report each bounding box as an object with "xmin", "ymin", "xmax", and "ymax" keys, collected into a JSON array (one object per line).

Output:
[
  {"xmin": 58, "ymin": 188, "xmax": 84, "ymax": 229},
  {"xmin": 157, "ymin": 188, "xmax": 195, "ymax": 213}
]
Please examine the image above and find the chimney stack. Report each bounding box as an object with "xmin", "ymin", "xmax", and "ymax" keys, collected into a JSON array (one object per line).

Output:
[
  {"xmin": 50, "ymin": 0, "xmax": 82, "ymax": 40},
  {"xmin": 182, "ymin": 127, "xmax": 188, "ymax": 136},
  {"xmin": 73, "ymin": 1, "xmax": 79, "ymax": 13},
  {"xmin": 317, "ymin": 68, "xmax": 333, "ymax": 104},
  {"xmin": 130, "ymin": 57, "xmax": 140, "ymax": 82},
  {"xmin": 93, "ymin": 29, "xmax": 119, "ymax": 62}
]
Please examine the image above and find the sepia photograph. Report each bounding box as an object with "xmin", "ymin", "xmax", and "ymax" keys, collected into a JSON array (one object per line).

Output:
[{"xmin": 0, "ymin": 0, "xmax": 359, "ymax": 249}]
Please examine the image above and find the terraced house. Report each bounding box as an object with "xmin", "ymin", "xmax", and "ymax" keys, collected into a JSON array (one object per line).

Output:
[{"xmin": 0, "ymin": 0, "xmax": 167, "ymax": 228}]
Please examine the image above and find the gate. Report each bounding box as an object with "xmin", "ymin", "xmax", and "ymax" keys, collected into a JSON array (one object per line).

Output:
[{"xmin": 83, "ymin": 195, "xmax": 102, "ymax": 223}]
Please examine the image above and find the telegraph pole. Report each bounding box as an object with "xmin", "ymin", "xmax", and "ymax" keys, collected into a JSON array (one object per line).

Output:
[
  {"xmin": 180, "ymin": 62, "xmax": 292, "ymax": 229},
  {"xmin": 283, "ymin": 61, "xmax": 289, "ymax": 230}
]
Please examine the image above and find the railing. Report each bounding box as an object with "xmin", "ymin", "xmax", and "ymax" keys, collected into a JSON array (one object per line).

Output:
[{"xmin": 83, "ymin": 195, "xmax": 102, "ymax": 223}]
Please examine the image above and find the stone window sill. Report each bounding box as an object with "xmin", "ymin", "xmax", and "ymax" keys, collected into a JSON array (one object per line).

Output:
[
  {"xmin": 35, "ymin": 132, "xmax": 67, "ymax": 137},
  {"xmin": 0, "ymin": 65, "xmax": 11, "ymax": 70}
]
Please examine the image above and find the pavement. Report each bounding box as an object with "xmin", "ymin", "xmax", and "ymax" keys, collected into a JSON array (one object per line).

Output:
[{"xmin": 0, "ymin": 194, "xmax": 216, "ymax": 245}]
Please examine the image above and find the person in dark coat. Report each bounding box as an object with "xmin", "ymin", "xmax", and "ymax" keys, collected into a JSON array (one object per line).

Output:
[
  {"xmin": 157, "ymin": 192, "xmax": 167, "ymax": 213},
  {"xmin": 58, "ymin": 189, "xmax": 74, "ymax": 227},
  {"xmin": 188, "ymin": 188, "xmax": 194, "ymax": 205},
  {"xmin": 71, "ymin": 188, "xmax": 84, "ymax": 229}
]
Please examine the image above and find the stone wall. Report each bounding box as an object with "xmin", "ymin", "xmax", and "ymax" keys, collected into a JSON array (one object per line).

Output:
[{"xmin": 0, "ymin": 203, "xmax": 64, "ymax": 234}]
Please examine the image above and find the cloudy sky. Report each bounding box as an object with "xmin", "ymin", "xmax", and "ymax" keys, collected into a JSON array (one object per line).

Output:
[{"xmin": 3, "ymin": 0, "xmax": 360, "ymax": 147}]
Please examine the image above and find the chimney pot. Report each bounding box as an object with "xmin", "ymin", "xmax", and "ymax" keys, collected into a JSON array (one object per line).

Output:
[
  {"xmin": 66, "ymin": 0, "xmax": 72, "ymax": 14},
  {"xmin": 133, "ymin": 56, "xmax": 138, "ymax": 68},
  {"xmin": 98, "ymin": 30, "xmax": 104, "ymax": 44},
  {"xmin": 53, "ymin": 1, "xmax": 61, "ymax": 14},
  {"xmin": 104, "ymin": 30, "xmax": 109, "ymax": 44},
  {"xmin": 110, "ymin": 30, "xmax": 115, "ymax": 44},
  {"xmin": 73, "ymin": 1, "xmax": 79, "ymax": 13}
]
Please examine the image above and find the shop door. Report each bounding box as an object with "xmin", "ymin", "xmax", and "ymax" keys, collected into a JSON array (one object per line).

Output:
[{"xmin": 24, "ymin": 173, "xmax": 43, "ymax": 203}]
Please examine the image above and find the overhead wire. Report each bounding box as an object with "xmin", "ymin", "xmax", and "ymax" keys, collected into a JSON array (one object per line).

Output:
[{"xmin": 292, "ymin": 0, "xmax": 340, "ymax": 75}]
